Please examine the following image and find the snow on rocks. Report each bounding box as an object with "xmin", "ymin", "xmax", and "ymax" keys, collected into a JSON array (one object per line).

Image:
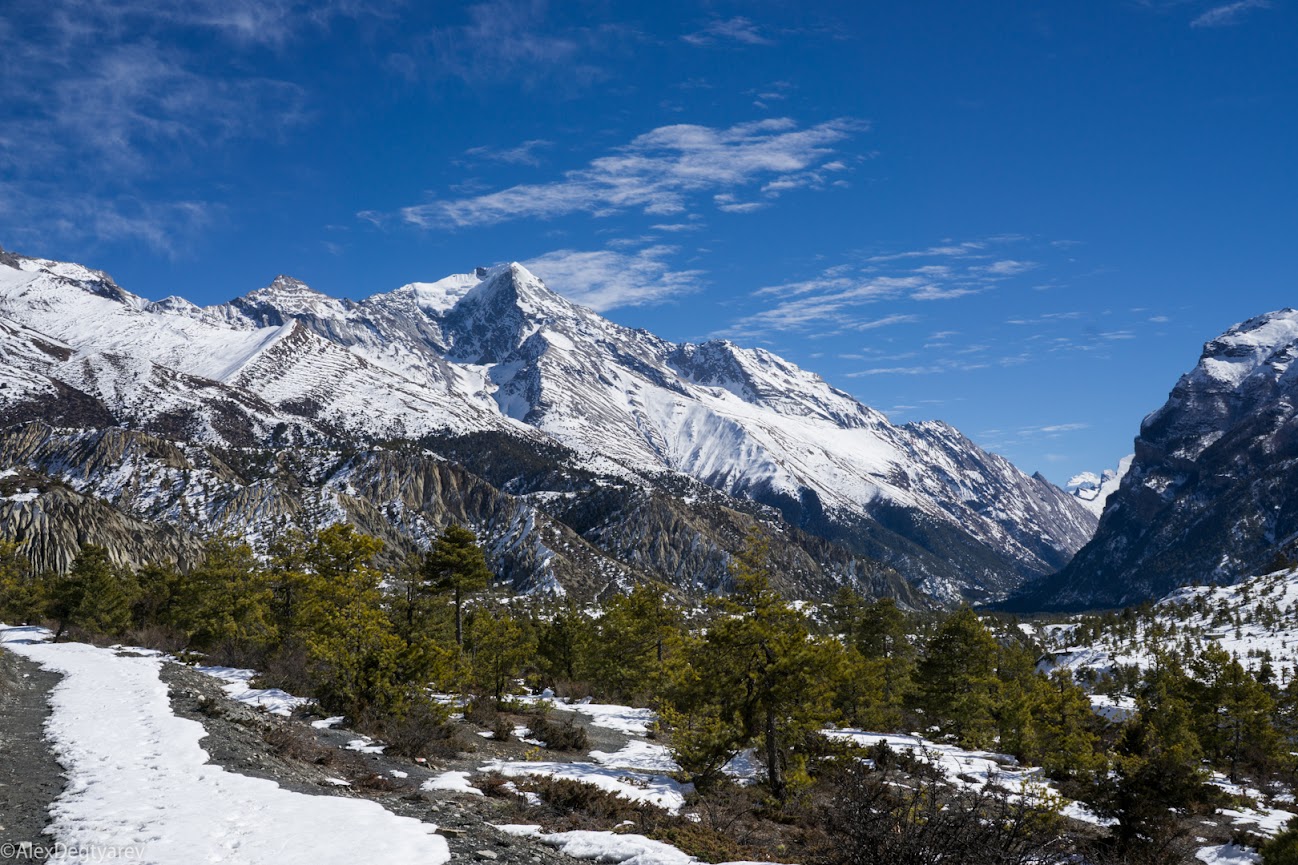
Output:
[
  {"xmin": 344, "ymin": 735, "xmax": 386, "ymax": 754},
  {"xmin": 422, "ymin": 770, "xmax": 484, "ymax": 796},
  {"xmin": 482, "ymin": 758, "xmax": 692, "ymax": 814},
  {"xmin": 494, "ymin": 825, "xmax": 777, "ymax": 865},
  {"xmin": 194, "ymin": 664, "xmax": 313, "ymax": 716},
  {"xmin": 0, "ymin": 625, "xmax": 450, "ymax": 865},
  {"xmin": 823, "ymin": 729, "xmax": 1112, "ymax": 827}
]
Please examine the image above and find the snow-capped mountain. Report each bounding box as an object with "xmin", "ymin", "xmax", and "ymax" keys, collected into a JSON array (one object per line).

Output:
[
  {"xmin": 1064, "ymin": 456, "xmax": 1133, "ymax": 518},
  {"xmin": 1016, "ymin": 309, "xmax": 1298, "ymax": 610},
  {"xmin": 0, "ymin": 248, "xmax": 1094, "ymax": 601}
]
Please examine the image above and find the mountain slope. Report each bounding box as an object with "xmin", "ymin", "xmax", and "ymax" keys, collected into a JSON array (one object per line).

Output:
[
  {"xmin": 1016, "ymin": 309, "xmax": 1298, "ymax": 610},
  {"xmin": 0, "ymin": 248, "xmax": 1093, "ymax": 601}
]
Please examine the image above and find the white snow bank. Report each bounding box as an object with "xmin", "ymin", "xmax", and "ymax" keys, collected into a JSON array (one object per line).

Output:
[
  {"xmin": 589, "ymin": 740, "xmax": 681, "ymax": 774},
  {"xmin": 482, "ymin": 758, "xmax": 691, "ymax": 813},
  {"xmin": 565, "ymin": 699, "xmax": 657, "ymax": 735},
  {"xmin": 494, "ymin": 825, "xmax": 777, "ymax": 865},
  {"xmin": 1197, "ymin": 843, "xmax": 1261, "ymax": 864},
  {"xmin": 195, "ymin": 664, "xmax": 313, "ymax": 716},
  {"xmin": 422, "ymin": 770, "xmax": 484, "ymax": 796},
  {"xmin": 0, "ymin": 625, "xmax": 450, "ymax": 865},
  {"xmin": 824, "ymin": 729, "xmax": 1111, "ymax": 826}
]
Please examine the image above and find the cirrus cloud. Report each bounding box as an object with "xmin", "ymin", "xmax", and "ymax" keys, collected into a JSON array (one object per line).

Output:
[{"xmin": 396, "ymin": 117, "xmax": 865, "ymax": 229}]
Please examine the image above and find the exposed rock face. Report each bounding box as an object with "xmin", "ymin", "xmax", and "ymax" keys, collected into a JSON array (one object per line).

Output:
[
  {"xmin": 1016, "ymin": 310, "xmax": 1298, "ymax": 610},
  {"xmin": 0, "ymin": 250, "xmax": 1095, "ymax": 602}
]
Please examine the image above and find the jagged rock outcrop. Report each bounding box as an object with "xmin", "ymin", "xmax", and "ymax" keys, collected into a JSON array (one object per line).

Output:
[{"xmin": 1015, "ymin": 310, "xmax": 1298, "ymax": 610}]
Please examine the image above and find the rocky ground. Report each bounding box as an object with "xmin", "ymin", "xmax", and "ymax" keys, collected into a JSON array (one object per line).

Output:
[
  {"xmin": 0, "ymin": 646, "xmax": 64, "ymax": 851},
  {"xmin": 158, "ymin": 662, "xmax": 631, "ymax": 864}
]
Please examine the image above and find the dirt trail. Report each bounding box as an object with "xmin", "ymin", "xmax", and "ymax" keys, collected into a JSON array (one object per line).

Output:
[{"xmin": 0, "ymin": 644, "xmax": 65, "ymax": 851}]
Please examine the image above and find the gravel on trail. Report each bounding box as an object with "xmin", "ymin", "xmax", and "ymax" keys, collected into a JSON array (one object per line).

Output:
[{"xmin": 0, "ymin": 646, "xmax": 65, "ymax": 851}]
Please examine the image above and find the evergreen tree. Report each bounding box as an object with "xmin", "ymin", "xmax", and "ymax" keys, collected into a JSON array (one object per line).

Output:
[
  {"xmin": 48, "ymin": 542, "xmax": 137, "ymax": 636},
  {"xmin": 535, "ymin": 604, "xmax": 591, "ymax": 690},
  {"xmin": 297, "ymin": 525, "xmax": 406, "ymax": 721},
  {"xmin": 587, "ymin": 583, "xmax": 681, "ymax": 703},
  {"xmin": 1262, "ymin": 819, "xmax": 1298, "ymax": 865},
  {"xmin": 131, "ymin": 562, "xmax": 183, "ymax": 632},
  {"xmin": 1191, "ymin": 644, "xmax": 1280, "ymax": 783},
  {"xmin": 423, "ymin": 524, "xmax": 492, "ymax": 647},
  {"xmin": 49, "ymin": 545, "xmax": 138, "ymax": 639},
  {"xmin": 0, "ymin": 540, "xmax": 44, "ymax": 624},
  {"xmin": 173, "ymin": 538, "xmax": 276, "ymax": 654},
  {"xmin": 266, "ymin": 528, "xmax": 312, "ymax": 644},
  {"xmin": 1095, "ymin": 653, "xmax": 1208, "ymax": 852},
  {"xmin": 466, "ymin": 605, "xmax": 535, "ymax": 705},
  {"xmin": 912, "ymin": 607, "xmax": 1001, "ymax": 748},
  {"xmin": 1033, "ymin": 670, "xmax": 1105, "ymax": 781},
  {"xmin": 664, "ymin": 532, "xmax": 836, "ymax": 800}
]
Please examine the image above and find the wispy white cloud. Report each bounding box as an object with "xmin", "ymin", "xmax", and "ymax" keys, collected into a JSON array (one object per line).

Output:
[
  {"xmin": 420, "ymin": 0, "xmax": 633, "ymax": 89},
  {"xmin": 858, "ymin": 313, "xmax": 921, "ymax": 330},
  {"xmin": 866, "ymin": 241, "xmax": 987, "ymax": 263},
  {"xmin": 0, "ymin": 183, "xmax": 212, "ymax": 255},
  {"xmin": 464, "ymin": 139, "xmax": 553, "ymax": 166},
  {"xmin": 523, "ymin": 245, "xmax": 704, "ymax": 311},
  {"xmin": 0, "ymin": 0, "xmax": 324, "ymax": 250},
  {"xmin": 723, "ymin": 236, "xmax": 1035, "ymax": 338},
  {"xmin": 1191, "ymin": 0, "xmax": 1271, "ymax": 27},
  {"xmin": 398, "ymin": 117, "xmax": 863, "ymax": 229},
  {"xmin": 649, "ymin": 221, "xmax": 703, "ymax": 232},
  {"xmin": 682, "ymin": 16, "xmax": 773, "ymax": 47}
]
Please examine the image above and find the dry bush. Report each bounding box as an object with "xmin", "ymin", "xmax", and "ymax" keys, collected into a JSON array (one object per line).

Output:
[
  {"xmin": 262, "ymin": 724, "xmax": 335, "ymax": 766},
  {"xmin": 476, "ymin": 771, "xmax": 518, "ymax": 798},
  {"xmin": 383, "ymin": 699, "xmax": 462, "ymax": 759},
  {"xmin": 817, "ymin": 762, "xmax": 1069, "ymax": 865},
  {"xmin": 526, "ymin": 715, "xmax": 589, "ymax": 751},
  {"xmin": 351, "ymin": 772, "xmax": 404, "ymax": 794},
  {"xmin": 464, "ymin": 697, "xmax": 498, "ymax": 726},
  {"xmin": 528, "ymin": 776, "xmax": 651, "ymax": 827}
]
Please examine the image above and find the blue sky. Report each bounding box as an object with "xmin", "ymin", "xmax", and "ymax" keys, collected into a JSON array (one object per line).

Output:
[{"xmin": 1, "ymin": 0, "xmax": 1295, "ymax": 484}]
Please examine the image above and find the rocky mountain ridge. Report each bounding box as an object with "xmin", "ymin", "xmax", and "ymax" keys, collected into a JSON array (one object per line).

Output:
[
  {"xmin": 0, "ymin": 248, "xmax": 1094, "ymax": 602},
  {"xmin": 1015, "ymin": 308, "xmax": 1298, "ymax": 610}
]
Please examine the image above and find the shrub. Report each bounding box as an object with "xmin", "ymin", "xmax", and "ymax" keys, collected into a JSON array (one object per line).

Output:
[
  {"xmin": 527, "ymin": 715, "xmax": 589, "ymax": 751},
  {"xmin": 383, "ymin": 699, "xmax": 461, "ymax": 759},
  {"xmin": 263, "ymin": 725, "xmax": 335, "ymax": 766}
]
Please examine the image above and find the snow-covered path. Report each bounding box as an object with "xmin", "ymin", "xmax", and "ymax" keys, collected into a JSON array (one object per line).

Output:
[{"xmin": 1, "ymin": 626, "xmax": 450, "ymax": 865}]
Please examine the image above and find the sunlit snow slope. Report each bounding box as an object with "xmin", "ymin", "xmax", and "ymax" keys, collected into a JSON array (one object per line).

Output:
[{"xmin": 0, "ymin": 249, "xmax": 1094, "ymax": 600}]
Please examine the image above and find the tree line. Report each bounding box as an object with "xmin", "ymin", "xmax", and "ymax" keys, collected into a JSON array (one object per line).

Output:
[{"xmin": 5, "ymin": 526, "xmax": 1298, "ymax": 862}]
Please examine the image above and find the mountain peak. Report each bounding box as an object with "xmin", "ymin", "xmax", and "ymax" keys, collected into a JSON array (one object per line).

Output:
[
  {"xmin": 1191, "ymin": 307, "xmax": 1298, "ymax": 390},
  {"xmin": 231, "ymin": 274, "xmax": 345, "ymax": 326}
]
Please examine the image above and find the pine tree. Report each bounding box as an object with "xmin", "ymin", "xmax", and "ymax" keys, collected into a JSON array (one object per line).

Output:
[
  {"xmin": 1095, "ymin": 653, "xmax": 1208, "ymax": 852},
  {"xmin": 1191, "ymin": 644, "xmax": 1280, "ymax": 783},
  {"xmin": 912, "ymin": 607, "xmax": 1000, "ymax": 748},
  {"xmin": 466, "ymin": 605, "xmax": 535, "ymax": 705},
  {"xmin": 172, "ymin": 538, "xmax": 276, "ymax": 654},
  {"xmin": 1033, "ymin": 670, "xmax": 1105, "ymax": 781},
  {"xmin": 0, "ymin": 540, "xmax": 44, "ymax": 624},
  {"xmin": 297, "ymin": 525, "xmax": 406, "ymax": 721},
  {"xmin": 423, "ymin": 524, "xmax": 492, "ymax": 647},
  {"xmin": 664, "ymin": 532, "xmax": 836, "ymax": 800},
  {"xmin": 49, "ymin": 545, "xmax": 138, "ymax": 639},
  {"xmin": 535, "ymin": 604, "xmax": 591, "ymax": 690},
  {"xmin": 587, "ymin": 583, "xmax": 681, "ymax": 703}
]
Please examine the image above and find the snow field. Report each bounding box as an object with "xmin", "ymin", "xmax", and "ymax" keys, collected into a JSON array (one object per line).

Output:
[{"xmin": 1, "ymin": 625, "xmax": 450, "ymax": 865}]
